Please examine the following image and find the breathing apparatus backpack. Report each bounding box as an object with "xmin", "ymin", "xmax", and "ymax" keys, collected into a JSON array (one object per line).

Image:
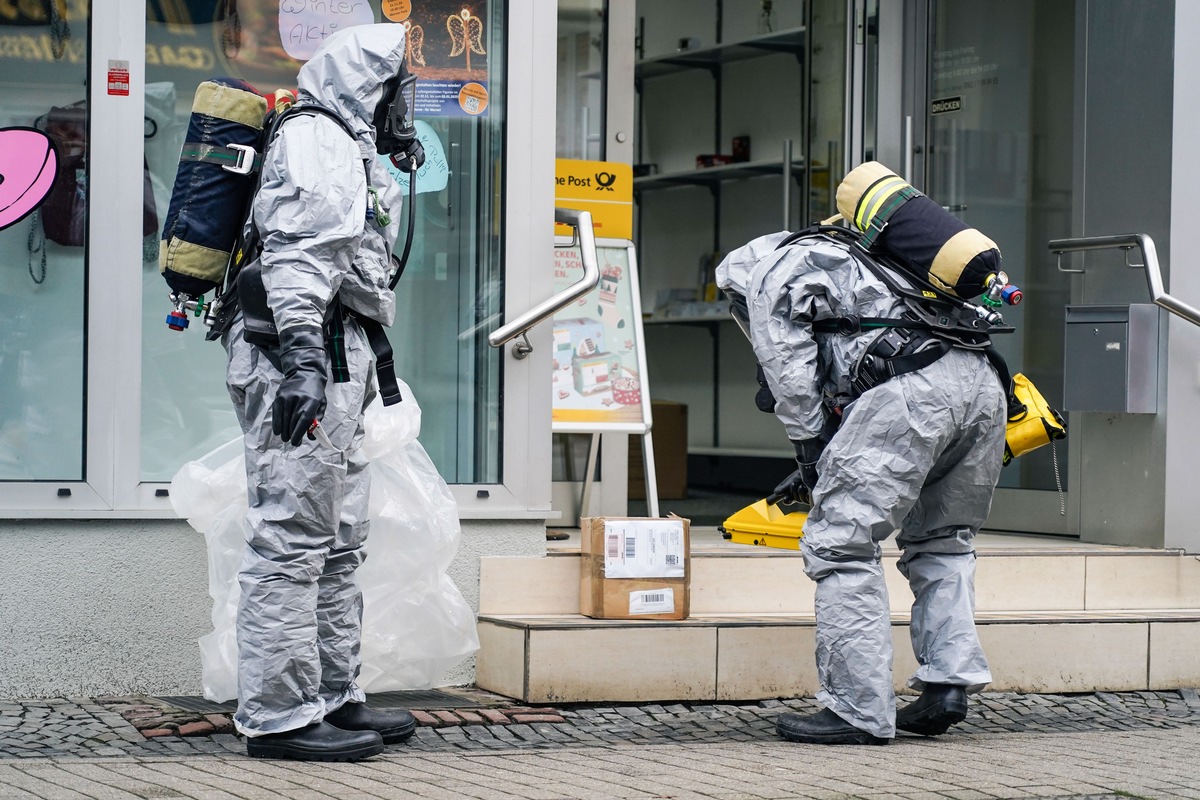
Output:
[
  {"xmin": 159, "ymin": 78, "xmax": 270, "ymax": 302},
  {"xmin": 762, "ymin": 162, "xmax": 1065, "ymax": 466},
  {"xmin": 159, "ymin": 77, "xmax": 320, "ymax": 326},
  {"xmin": 834, "ymin": 161, "xmax": 1019, "ymax": 302}
]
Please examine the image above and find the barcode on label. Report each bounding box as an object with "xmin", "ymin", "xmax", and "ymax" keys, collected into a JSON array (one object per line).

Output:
[
  {"xmin": 606, "ymin": 533, "xmax": 619, "ymax": 559},
  {"xmin": 665, "ymin": 554, "xmax": 679, "ymax": 566},
  {"xmin": 625, "ymin": 536, "xmax": 637, "ymax": 559},
  {"xmin": 629, "ymin": 587, "xmax": 674, "ymax": 614}
]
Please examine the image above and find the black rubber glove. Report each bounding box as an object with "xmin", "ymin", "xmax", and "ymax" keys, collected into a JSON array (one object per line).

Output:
[
  {"xmin": 768, "ymin": 438, "xmax": 824, "ymax": 506},
  {"xmin": 770, "ymin": 467, "xmax": 812, "ymax": 506},
  {"xmin": 754, "ymin": 363, "xmax": 777, "ymax": 413},
  {"xmin": 792, "ymin": 437, "xmax": 824, "ymax": 481},
  {"xmin": 272, "ymin": 325, "xmax": 329, "ymax": 446}
]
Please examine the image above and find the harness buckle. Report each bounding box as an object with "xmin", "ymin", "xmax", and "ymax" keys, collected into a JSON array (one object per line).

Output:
[
  {"xmin": 859, "ymin": 218, "xmax": 888, "ymax": 250},
  {"xmin": 222, "ymin": 143, "xmax": 258, "ymax": 175}
]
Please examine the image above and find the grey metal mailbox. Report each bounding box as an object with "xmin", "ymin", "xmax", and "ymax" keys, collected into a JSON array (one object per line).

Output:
[{"xmin": 1063, "ymin": 304, "xmax": 1161, "ymax": 414}]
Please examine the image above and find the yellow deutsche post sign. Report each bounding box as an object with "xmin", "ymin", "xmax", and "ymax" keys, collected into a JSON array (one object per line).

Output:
[{"xmin": 554, "ymin": 159, "xmax": 632, "ymax": 240}]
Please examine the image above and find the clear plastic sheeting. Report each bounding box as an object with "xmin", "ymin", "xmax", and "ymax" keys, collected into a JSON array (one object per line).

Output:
[{"xmin": 170, "ymin": 382, "xmax": 479, "ymax": 702}]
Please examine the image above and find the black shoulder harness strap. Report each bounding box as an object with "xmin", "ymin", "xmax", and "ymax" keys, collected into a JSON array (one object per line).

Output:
[{"xmin": 322, "ymin": 306, "xmax": 403, "ymax": 406}]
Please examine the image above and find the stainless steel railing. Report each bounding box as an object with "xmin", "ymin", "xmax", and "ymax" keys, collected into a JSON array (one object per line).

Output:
[
  {"xmin": 488, "ymin": 208, "xmax": 600, "ymax": 358},
  {"xmin": 1049, "ymin": 232, "xmax": 1200, "ymax": 327}
]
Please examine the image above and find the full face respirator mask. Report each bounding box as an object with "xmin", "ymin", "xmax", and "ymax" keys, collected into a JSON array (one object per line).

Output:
[{"xmin": 374, "ymin": 70, "xmax": 424, "ymax": 173}]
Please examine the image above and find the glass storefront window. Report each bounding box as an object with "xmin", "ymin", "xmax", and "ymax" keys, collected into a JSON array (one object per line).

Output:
[
  {"xmin": 140, "ymin": 1, "xmax": 505, "ymax": 484},
  {"xmin": 552, "ymin": 0, "xmax": 606, "ymax": 482},
  {"xmin": 557, "ymin": 0, "xmax": 604, "ymax": 161},
  {"xmin": 926, "ymin": 0, "xmax": 1074, "ymax": 491},
  {"xmin": 807, "ymin": 0, "xmax": 848, "ymax": 223},
  {"xmin": 0, "ymin": 0, "xmax": 89, "ymax": 480}
]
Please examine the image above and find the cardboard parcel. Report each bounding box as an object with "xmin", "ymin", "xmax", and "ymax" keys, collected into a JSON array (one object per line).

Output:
[{"xmin": 579, "ymin": 516, "xmax": 690, "ymax": 620}]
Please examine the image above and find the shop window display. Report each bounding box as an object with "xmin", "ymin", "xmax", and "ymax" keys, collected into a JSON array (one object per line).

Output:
[{"xmin": 0, "ymin": 0, "xmax": 89, "ymax": 480}]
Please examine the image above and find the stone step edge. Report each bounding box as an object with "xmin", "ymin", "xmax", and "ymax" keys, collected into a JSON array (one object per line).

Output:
[
  {"xmin": 479, "ymin": 610, "xmax": 1200, "ymax": 630},
  {"xmin": 545, "ymin": 547, "xmax": 1195, "ymax": 559}
]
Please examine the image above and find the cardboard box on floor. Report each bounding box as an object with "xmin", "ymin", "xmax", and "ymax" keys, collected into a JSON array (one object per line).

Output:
[
  {"xmin": 629, "ymin": 400, "xmax": 688, "ymax": 501},
  {"xmin": 579, "ymin": 516, "xmax": 690, "ymax": 620}
]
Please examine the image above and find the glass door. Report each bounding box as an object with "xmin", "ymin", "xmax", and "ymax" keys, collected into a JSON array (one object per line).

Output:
[
  {"xmin": 915, "ymin": 0, "xmax": 1075, "ymax": 533},
  {"xmin": 553, "ymin": 0, "xmax": 608, "ymax": 493},
  {"xmin": 551, "ymin": 0, "xmax": 637, "ymax": 520}
]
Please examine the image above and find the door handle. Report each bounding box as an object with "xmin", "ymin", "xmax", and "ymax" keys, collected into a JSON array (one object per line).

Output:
[{"xmin": 488, "ymin": 208, "xmax": 599, "ymax": 358}]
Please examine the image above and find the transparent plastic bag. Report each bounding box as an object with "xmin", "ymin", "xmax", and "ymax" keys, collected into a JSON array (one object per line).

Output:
[{"xmin": 171, "ymin": 382, "xmax": 479, "ymax": 702}]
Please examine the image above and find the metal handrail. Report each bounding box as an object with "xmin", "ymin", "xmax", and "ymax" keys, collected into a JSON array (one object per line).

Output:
[
  {"xmin": 1048, "ymin": 232, "xmax": 1200, "ymax": 327},
  {"xmin": 487, "ymin": 208, "xmax": 600, "ymax": 357}
]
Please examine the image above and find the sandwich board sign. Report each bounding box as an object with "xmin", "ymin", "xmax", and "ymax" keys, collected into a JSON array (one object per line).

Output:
[{"xmin": 550, "ymin": 238, "xmax": 650, "ymax": 434}]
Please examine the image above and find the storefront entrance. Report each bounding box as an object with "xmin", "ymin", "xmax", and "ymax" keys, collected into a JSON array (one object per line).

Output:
[{"xmin": 880, "ymin": 0, "xmax": 1076, "ymax": 534}]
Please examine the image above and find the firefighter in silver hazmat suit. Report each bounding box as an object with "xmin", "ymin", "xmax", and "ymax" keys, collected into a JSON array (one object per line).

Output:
[
  {"xmin": 716, "ymin": 231, "xmax": 1006, "ymax": 745},
  {"xmin": 223, "ymin": 24, "xmax": 422, "ymax": 762}
]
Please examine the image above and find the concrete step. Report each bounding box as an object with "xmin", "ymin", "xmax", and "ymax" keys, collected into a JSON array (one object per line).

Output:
[
  {"xmin": 475, "ymin": 611, "xmax": 1200, "ymax": 703},
  {"xmin": 475, "ymin": 529, "xmax": 1200, "ymax": 702},
  {"xmin": 479, "ymin": 530, "xmax": 1200, "ymax": 616}
]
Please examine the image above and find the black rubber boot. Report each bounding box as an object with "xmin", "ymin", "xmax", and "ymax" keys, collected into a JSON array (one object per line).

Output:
[
  {"xmin": 325, "ymin": 702, "xmax": 417, "ymax": 744},
  {"xmin": 245, "ymin": 721, "xmax": 384, "ymax": 762},
  {"xmin": 776, "ymin": 708, "xmax": 890, "ymax": 746},
  {"xmin": 896, "ymin": 684, "xmax": 968, "ymax": 736}
]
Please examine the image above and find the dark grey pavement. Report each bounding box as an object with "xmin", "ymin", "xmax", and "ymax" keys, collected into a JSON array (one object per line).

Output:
[{"xmin": 2, "ymin": 690, "xmax": 1200, "ymax": 798}]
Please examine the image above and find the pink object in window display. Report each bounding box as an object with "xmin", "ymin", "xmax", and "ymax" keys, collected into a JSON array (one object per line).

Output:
[{"xmin": 0, "ymin": 127, "xmax": 58, "ymax": 232}]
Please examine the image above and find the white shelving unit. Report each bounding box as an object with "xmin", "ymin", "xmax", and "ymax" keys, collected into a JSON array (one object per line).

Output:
[
  {"xmin": 634, "ymin": 18, "xmax": 808, "ymax": 459},
  {"xmin": 633, "ymin": 25, "xmax": 808, "ymax": 236},
  {"xmin": 635, "ymin": 25, "xmax": 807, "ymax": 79}
]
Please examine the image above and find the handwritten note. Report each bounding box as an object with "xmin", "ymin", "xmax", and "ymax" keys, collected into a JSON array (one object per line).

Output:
[
  {"xmin": 278, "ymin": 0, "xmax": 373, "ymax": 61},
  {"xmin": 383, "ymin": 121, "xmax": 449, "ymax": 194}
]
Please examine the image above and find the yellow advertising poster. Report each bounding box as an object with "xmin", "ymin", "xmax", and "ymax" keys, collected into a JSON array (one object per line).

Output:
[{"xmin": 554, "ymin": 159, "xmax": 633, "ymax": 240}]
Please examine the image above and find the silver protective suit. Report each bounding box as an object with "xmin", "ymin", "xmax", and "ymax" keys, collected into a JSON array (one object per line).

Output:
[
  {"xmin": 716, "ymin": 233, "xmax": 1006, "ymax": 739},
  {"xmin": 222, "ymin": 24, "xmax": 407, "ymax": 738}
]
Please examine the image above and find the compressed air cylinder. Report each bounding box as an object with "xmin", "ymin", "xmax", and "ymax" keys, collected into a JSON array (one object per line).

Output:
[
  {"xmin": 835, "ymin": 161, "xmax": 1002, "ymax": 298},
  {"xmin": 159, "ymin": 78, "xmax": 267, "ymax": 297}
]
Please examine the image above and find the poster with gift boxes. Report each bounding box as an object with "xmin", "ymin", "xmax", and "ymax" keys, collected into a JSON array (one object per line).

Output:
[{"xmin": 551, "ymin": 241, "xmax": 651, "ymax": 432}]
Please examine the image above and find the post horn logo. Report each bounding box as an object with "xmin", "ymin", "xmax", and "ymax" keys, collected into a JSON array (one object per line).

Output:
[{"xmin": 595, "ymin": 171, "xmax": 617, "ymax": 191}]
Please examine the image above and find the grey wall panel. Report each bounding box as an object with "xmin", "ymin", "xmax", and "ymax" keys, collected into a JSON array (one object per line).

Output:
[
  {"xmin": 0, "ymin": 519, "xmax": 541, "ymax": 697},
  {"xmin": 1164, "ymin": 2, "xmax": 1200, "ymax": 554},
  {"xmin": 1073, "ymin": 0, "xmax": 1174, "ymax": 546},
  {"xmin": 1079, "ymin": 2, "xmax": 1173, "ymax": 304}
]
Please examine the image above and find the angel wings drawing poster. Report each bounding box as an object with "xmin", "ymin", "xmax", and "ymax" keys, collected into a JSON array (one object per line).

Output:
[{"xmin": 382, "ymin": 0, "xmax": 492, "ymax": 118}]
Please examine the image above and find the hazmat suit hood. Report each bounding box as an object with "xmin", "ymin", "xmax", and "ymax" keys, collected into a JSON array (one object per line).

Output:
[
  {"xmin": 296, "ymin": 24, "xmax": 408, "ymax": 147},
  {"xmin": 715, "ymin": 231, "xmax": 792, "ymax": 299}
]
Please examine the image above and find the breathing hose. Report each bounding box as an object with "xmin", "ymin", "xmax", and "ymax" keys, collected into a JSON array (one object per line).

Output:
[{"xmin": 389, "ymin": 172, "xmax": 418, "ymax": 291}]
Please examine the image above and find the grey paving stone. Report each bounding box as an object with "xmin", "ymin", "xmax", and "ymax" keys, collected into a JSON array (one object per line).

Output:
[{"xmin": 0, "ymin": 692, "xmax": 1199, "ymax": 799}]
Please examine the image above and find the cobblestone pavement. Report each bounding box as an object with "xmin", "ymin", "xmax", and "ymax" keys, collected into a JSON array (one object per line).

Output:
[{"xmin": 1, "ymin": 690, "xmax": 1199, "ymax": 798}]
